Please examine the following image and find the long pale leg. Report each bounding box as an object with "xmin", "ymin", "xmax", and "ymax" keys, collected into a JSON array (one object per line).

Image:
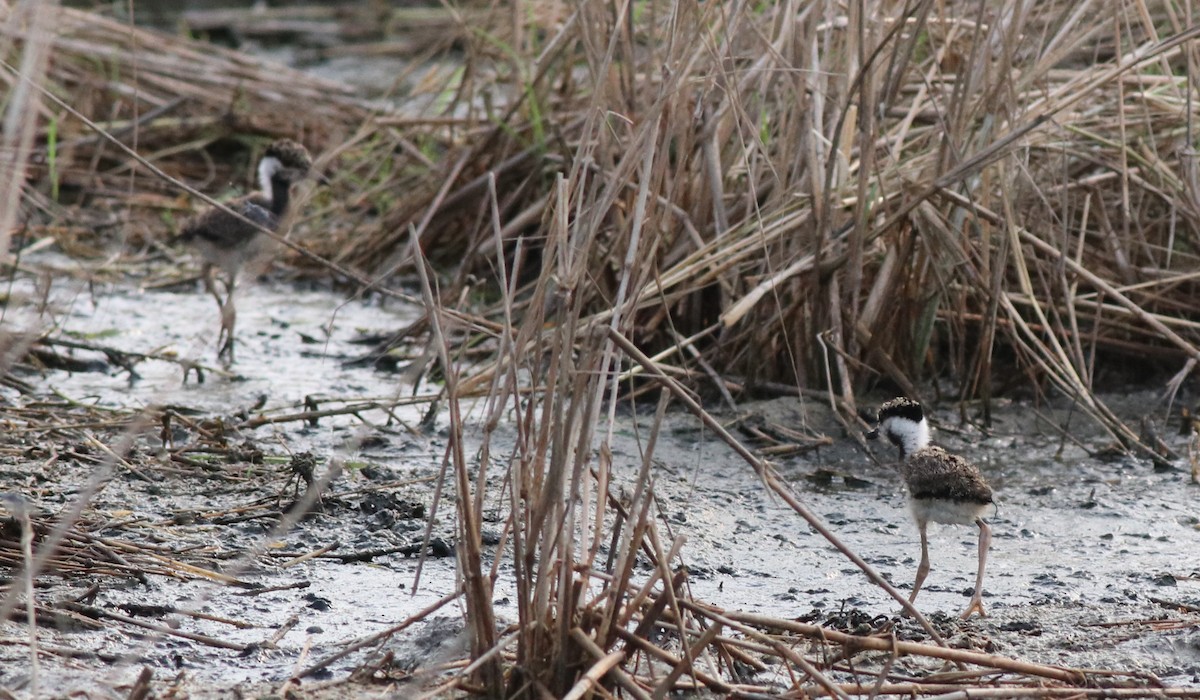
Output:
[
  {"xmin": 217, "ymin": 275, "xmax": 238, "ymax": 362},
  {"xmin": 202, "ymin": 263, "xmax": 235, "ymax": 362},
  {"xmin": 960, "ymin": 518, "xmax": 991, "ymax": 619},
  {"xmin": 910, "ymin": 519, "xmax": 930, "ymax": 604},
  {"xmin": 201, "ymin": 263, "xmax": 223, "ymax": 309}
]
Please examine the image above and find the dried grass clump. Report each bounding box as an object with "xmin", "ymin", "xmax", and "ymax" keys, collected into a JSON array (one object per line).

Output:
[
  {"xmin": 0, "ymin": 5, "xmax": 366, "ymax": 258},
  {"xmin": 317, "ymin": 1, "xmax": 1200, "ymax": 450}
]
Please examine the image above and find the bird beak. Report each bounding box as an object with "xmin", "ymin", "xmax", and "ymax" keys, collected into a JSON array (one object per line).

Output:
[{"xmin": 865, "ymin": 427, "xmax": 880, "ymax": 440}]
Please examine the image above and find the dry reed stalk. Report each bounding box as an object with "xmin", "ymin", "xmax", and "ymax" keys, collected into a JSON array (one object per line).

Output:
[
  {"xmin": 0, "ymin": 0, "xmax": 57, "ymax": 259},
  {"xmin": 711, "ymin": 608, "xmax": 1087, "ymax": 684},
  {"xmin": 411, "ymin": 230, "xmax": 502, "ymax": 695}
]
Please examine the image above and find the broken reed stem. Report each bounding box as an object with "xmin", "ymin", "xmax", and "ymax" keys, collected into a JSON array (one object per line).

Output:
[
  {"xmin": 611, "ymin": 626, "xmax": 736, "ymax": 695},
  {"xmin": 414, "ymin": 629, "xmax": 522, "ymax": 700},
  {"xmin": 60, "ymin": 602, "xmax": 248, "ymax": 652},
  {"xmin": 14, "ymin": 501, "xmax": 39, "ymax": 696},
  {"xmin": 561, "ymin": 650, "xmax": 626, "ymax": 700},
  {"xmin": 659, "ymin": 602, "xmax": 851, "ymax": 700},
  {"xmin": 651, "ymin": 619, "xmax": 722, "ymax": 700},
  {"xmin": 570, "ymin": 555, "xmax": 844, "ymax": 693},
  {"xmin": 722, "ymin": 609, "xmax": 1085, "ymax": 685},
  {"xmin": 569, "ymin": 627, "xmax": 652, "ymax": 700}
]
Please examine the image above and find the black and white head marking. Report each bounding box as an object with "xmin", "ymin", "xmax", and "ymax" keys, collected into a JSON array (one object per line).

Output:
[{"xmin": 867, "ymin": 397, "xmax": 930, "ymax": 459}]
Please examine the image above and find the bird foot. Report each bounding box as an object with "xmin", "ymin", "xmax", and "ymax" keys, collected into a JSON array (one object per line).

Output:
[
  {"xmin": 217, "ymin": 338, "xmax": 236, "ymax": 364},
  {"xmin": 217, "ymin": 304, "xmax": 237, "ymax": 363},
  {"xmin": 216, "ymin": 325, "xmax": 236, "ymax": 364},
  {"xmin": 959, "ymin": 598, "xmax": 987, "ymax": 620}
]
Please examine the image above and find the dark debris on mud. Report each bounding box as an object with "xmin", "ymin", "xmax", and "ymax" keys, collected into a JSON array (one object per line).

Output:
[
  {"xmin": 4, "ymin": 332, "xmax": 1200, "ymax": 697},
  {"xmin": 0, "ymin": 371, "xmax": 467, "ymax": 690}
]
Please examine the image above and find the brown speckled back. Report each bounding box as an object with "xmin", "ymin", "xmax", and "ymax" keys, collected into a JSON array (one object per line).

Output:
[{"xmin": 901, "ymin": 446, "xmax": 993, "ymax": 505}]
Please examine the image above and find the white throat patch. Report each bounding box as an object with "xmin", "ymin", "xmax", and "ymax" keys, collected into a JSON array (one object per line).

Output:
[
  {"xmin": 885, "ymin": 416, "xmax": 931, "ymax": 457},
  {"xmin": 257, "ymin": 156, "xmax": 284, "ymax": 201}
]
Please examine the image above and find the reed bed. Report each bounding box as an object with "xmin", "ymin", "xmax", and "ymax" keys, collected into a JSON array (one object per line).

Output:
[
  {"xmin": 323, "ymin": 0, "xmax": 1200, "ymax": 452},
  {"xmin": 4, "ymin": 0, "xmax": 1200, "ymax": 697}
]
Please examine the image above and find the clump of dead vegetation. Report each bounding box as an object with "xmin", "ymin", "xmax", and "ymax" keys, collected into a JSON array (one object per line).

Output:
[{"xmin": 5, "ymin": 0, "xmax": 1200, "ymax": 698}]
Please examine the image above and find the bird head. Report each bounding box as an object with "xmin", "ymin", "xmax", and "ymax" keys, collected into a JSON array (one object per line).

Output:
[
  {"xmin": 258, "ymin": 139, "xmax": 316, "ymax": 190},
  {"xmin": 865, "ymin": 397, "xmax": 929, "ymax": 458}
]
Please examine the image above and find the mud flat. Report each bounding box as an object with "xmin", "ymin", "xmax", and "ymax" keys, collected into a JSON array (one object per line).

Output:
[{"xmin": 1, "ymin": 269, "xmax": 1198, "ymax": 696}]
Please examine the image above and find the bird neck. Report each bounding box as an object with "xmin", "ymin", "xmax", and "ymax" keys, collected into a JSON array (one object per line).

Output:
[
  {"xmin": 257, "ymin": 156, "xmax": 293, "ymax": 216},
  {"xmin": 258, "ymin": 156, "xmax": 281, "ymax": 197},
  {"xmin": 894, "ymin": 418, "xmax": 930, "ymax": 460},
  {"xmin": 267, "ymin": 176, "xmax": 292, "ymax": 216}
]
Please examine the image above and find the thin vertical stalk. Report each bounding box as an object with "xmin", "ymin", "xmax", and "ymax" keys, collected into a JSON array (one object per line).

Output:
[
  {"xmin": 0, "ymin": 0, "xmax": 59, "ymax": 255},
  {"xmin": 410, "ymin": 227, "xmax": 500, "ymax": 696}
]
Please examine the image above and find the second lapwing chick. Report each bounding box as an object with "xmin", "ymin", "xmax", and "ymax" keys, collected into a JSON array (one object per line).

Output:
[
  {"xmin": 866, "ymin": 397, "xmax": 993, "ymax": 619},
  {"xmin": 179, "ymin": 139, "xmax": 314, "ymax": 361}
]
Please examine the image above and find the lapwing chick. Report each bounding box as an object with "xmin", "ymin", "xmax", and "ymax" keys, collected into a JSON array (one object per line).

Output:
[
  {"xmin": 179, "ymin": 139, "xmax": 314, "ymax": 361},
  {"xmin": 866, "ymin": 397, "xmax": 993, "ymax": 619}
]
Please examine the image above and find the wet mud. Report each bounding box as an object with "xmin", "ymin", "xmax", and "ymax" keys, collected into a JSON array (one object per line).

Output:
[{"xmin": 2, "ymin": 269, "xmax": 1200, "ymax": 696}]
